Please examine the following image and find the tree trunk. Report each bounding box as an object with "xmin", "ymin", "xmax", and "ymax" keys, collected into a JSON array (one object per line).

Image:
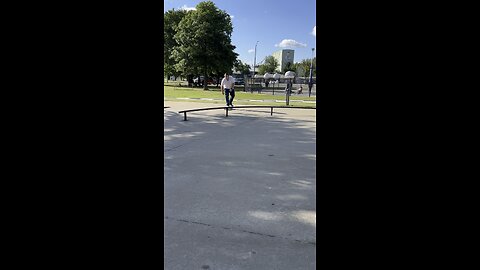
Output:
[
  {"xmin": 203, "ymin": 40, "xmax": 208, "ymax": 90},
  {"xmin": 203, "ymin": 70, "xmax": 208, "ymax": 90}
]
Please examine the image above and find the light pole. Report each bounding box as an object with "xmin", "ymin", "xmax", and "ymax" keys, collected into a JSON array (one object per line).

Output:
[
  {"xmin": 273, "ymin": 73, "xmax": 280, "ymax": 96},
  {"xmin": 285, "ymin": 71, "xmax": 295, "ymax": 106},
  {"xmin": 253, "ymin": 41, "xmax": 259, "ymax": 89},
  {"xmin": 308, "ymin": 48, "xmax": 315, "ymax": 97},
  {"xmin": 252, "ymin": 74, "xmax": 260, "ymax": 93}
]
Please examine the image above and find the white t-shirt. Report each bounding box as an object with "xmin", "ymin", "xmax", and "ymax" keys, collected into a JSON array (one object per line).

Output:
[{"xmin": 221, "ymin": 77, "xmax": 235, "ymax": 89}]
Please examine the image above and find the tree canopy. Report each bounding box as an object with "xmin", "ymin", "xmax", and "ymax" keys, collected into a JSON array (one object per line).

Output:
[
  {"xmin": 283, "ymin": 62, "xmax": 296, "ymax": 73},
  {"xmin": 170, "ymin": 1, "xmax": 237, "ymax": 89},
  {"xmin": 257, "ymin": 56, "xmax": 279, "ymax": 75},
  {"xmin": 164, "ymin": 9, "xmax": 188, "ymax": 79},
  {"xmin": 296, "ymin": 57, "xmax": 316, "ymax": 77},
  {"xmin": 234, "ymin": 59, "xmax": 251, "ymax": 75}
]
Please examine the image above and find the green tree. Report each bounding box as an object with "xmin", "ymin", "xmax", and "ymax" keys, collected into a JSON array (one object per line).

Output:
[
  {"xmin": 283, "ymin": 61, "xmax": 296, "ymax": 73},
  {"xmin": 297, "ymin": 57, "xmax": 316, "ymax": 78},
  {"xmin": 234, "ymin": 59, "xmax": 251, "ymax": 76},
  {"xmin": 258, "ymin": 56, "xmax": 279, "ymax": 75},
  {"xmin": 295, "ymin": 62, "xmax": 306, "ymax": 77},
  {"xmin": 164, "ymin": 9, "xmax": 187, "ymax": 80},
  {"xmin": 172, "ymin": 1, "xmax": 238, "ymax": 90}
]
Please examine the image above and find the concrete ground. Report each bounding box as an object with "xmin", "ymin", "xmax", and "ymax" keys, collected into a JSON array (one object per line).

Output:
[{"xmin": 164, "ymin": 101, "xmax": 316, "ymax": 270}]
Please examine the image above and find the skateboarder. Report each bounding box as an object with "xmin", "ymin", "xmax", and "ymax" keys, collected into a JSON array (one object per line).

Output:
[{"xmin": 221, "ymin": 73, "xmax": 235, "ymax": 108}]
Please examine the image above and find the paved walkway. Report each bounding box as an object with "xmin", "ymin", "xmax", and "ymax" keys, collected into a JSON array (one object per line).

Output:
[{"xmin": 164, "ymin": 102, "xmax": 316, "ymax": 269}]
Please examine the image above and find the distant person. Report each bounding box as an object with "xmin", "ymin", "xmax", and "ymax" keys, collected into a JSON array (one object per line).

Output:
[
  {"xmin": 285, "ymin": 80, "xmax": 292, "ymax": 96},
  {"xmin": 221, "ymin": 73, "xmax": 235, "ymax": 107},
  {"xmin": 297, "ymin": 86, "xmax": 303, "ymax": 94},
  {"xmin": 188, "ymin": 76, "xmax": 193, "ymax": 87}
]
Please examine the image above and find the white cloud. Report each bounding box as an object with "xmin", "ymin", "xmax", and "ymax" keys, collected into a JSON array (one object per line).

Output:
[
  {"xmin": 275, "ymin": 39, "xmax": 307, "ymax": 48},
  {"xmin": 248, "ymin": 49, "xmax": 255, "ymax": 53},
  {"xmin": 311, "ymin": 26, "xmax": 316, "ymax": 36},
  {"xmin": 179, "ymin": 4, "xmax": 196, "ymax": 11}
]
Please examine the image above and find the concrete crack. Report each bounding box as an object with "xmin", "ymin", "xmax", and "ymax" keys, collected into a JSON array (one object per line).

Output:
[
  {"xmin": 164, "ymin": 138, "xmax": 202, "ymax": 152},
  {"xmin": 165, "ymin": 216, "xmax": 315, "ymax": 246},
  {"xmin": 164, "ymin": 143, "xmax": 189, "ymax": 152}
]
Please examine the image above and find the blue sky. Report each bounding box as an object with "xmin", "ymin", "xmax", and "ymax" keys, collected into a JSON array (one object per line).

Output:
[{"xmin": 164, "ymin": 0, "xmax": 316, "ymax": 68}]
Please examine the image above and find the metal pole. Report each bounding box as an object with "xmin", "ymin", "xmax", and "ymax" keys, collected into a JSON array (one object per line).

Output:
[
  {"xmin": 308, "ymin": 48, "xmax": 315, "ymax": 97},
  {"xmin": 286, "ymin": 79, "xmax": 290, "ymax": 106},
  {"xmin": 253, "ymin": 41, "xmax": 258, "ymax": 81},
  {"xmin": 251, "ymin": 77, "xmax": 253, "ymax": 93}
]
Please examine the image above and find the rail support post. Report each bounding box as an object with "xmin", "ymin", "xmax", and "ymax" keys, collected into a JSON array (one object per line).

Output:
[
  {"xmin": 225, "ymin": 107, "xmax": 228, "ymax": 117},
  {"xmin": 183, "ymin": 112, "xmax": 187, "ymax": 121},
  {"xmin": 271, "ymin": 107, "xmax": 273, "ymax": 116}
]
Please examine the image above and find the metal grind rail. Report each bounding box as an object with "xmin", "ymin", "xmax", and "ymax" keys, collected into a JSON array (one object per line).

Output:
[{"xmin": 178, "ymin": 105, "xmax": 316, "ymax": 121}]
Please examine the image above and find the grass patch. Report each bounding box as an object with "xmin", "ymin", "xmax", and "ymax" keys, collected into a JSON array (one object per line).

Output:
[
  {"xmin": 164, "ymin": 86, "xmax": 315, "ymax": 107},
  {"xmin": 164, "ymin": 85, "xmax": 316, "ymax": 101}
]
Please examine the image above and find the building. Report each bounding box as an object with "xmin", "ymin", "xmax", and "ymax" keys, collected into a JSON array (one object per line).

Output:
[{"xmin": 272, "ymin": 49, "xmax": 294, "ymax": 72}]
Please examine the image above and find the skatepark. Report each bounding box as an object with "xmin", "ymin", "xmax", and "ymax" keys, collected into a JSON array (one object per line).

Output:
[{"xmin": 164, "ymin": 101, "xmax": 316, "ymax": 269}]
